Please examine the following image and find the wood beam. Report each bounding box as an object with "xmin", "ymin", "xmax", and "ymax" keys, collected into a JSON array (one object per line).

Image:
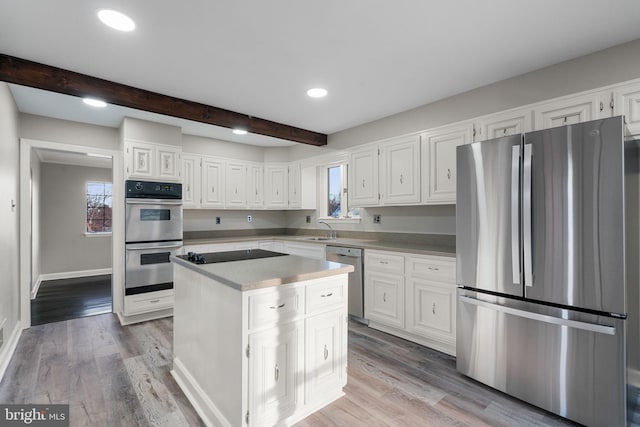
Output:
[{"xmin": 0, "ymin": 54, "xmax": 327, "ymax": 146}]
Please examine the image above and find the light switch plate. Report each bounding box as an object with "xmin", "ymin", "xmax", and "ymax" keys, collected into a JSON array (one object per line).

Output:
[
  {"xmin": 216, "ymin": 217, "xmax": 221, "ymax": 224},
  {"xmin": 247, "ymin": 215, "xmax": 252, "ymax": 223},
  {"xmin": 306, "ymin": 215, "xmax": 311, "ymax": 223}
]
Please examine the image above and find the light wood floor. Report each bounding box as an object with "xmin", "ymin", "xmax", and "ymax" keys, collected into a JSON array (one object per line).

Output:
[{"xmin": 0, "ymin": 314, "xmax": 584, "ymax": 426}]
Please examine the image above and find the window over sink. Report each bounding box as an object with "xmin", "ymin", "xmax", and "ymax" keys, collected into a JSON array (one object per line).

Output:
[{"xmin": 319, "ymin": 162, "xmax": 360, "ymax": 221}]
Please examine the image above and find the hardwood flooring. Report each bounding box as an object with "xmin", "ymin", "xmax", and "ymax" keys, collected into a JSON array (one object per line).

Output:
[
  {"xmin": 0, "ymin": 314, "xmax": 612, "ymax": 426},
  {"xmin": 31, "ymin": 275, "xmax": 112, "ymax": 326}
]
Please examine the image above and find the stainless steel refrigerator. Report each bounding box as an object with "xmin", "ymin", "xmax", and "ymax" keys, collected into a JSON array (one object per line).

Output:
[{"xmin": 456, "ymin": 116, "xmax": 639, "ymax": 427}]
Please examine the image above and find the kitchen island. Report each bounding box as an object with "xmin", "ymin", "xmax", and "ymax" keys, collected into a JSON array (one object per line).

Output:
[{"xmin": 170, "ymin": 252, "xmax": 354, "ymax": 427}]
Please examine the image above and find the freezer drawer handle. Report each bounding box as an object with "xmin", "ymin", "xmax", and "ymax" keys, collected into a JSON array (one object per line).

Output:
[{"xmin": 459, "ymin": 295, "xmax": 616, "ymax": 335}]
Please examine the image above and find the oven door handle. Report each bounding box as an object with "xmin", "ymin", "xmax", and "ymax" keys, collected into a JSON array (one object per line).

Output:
[
  {"xmin": 126, "ymin": 199, "xmax": 183, "ymax": 205},
  {"xmin": 126, "ymin": 242, "xmax": 183, "ymax": 251}
]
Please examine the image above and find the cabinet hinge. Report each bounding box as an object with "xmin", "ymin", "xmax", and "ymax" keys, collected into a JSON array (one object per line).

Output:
[
  {"xmin": 245, "ymin": 410, "xmax": 250, "ymax": 425},
  {"xmin": 246, "ymin": 344, "xmax": 250, "ymax": 358},
  {"xmin": 377, "ymin": 148, "xmax": 380, "ymax": 156}
]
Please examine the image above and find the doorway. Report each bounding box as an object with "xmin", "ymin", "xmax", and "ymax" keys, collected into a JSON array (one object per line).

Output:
[{"xmin": 19, "ymin": 139, "xmax": 124, "ymax": 329}]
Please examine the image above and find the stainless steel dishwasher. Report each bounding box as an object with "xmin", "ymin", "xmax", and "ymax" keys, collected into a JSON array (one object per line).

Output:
[{"xmin": 325, "ymin": 246, "xmax": 367, "ymax": 324}]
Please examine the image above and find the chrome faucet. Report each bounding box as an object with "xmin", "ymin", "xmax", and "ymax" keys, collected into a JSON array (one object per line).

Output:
[{"xmin": 318, "ymin": 220, "xmax": 337, "ymax": 239}]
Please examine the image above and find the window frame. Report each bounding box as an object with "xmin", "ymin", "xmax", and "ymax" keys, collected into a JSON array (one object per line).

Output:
[
  {"xmin": 85, "ymin": 180, "xmax": 113, "ymax": 236},
  {"xmin": 317, "ymin": 161, "xmax": 360, "ymax": 222}
]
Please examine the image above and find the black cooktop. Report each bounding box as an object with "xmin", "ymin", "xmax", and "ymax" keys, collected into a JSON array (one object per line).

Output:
[{"xmin": 177, "ymin": 249, "xmax": 289, "ymax": 265}]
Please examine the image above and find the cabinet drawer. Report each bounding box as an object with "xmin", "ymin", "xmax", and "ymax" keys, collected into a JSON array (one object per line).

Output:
[
  {"xmin": 365, "ymin": 250, "xmax": 404, "ymax": 274},
  {"xmin": 407, "ymin": 255, "xmax": 455, "ymax": 282},
  {"xmin": 248, "ymin": 287, "xmax": 303, "ymax": 330},
  {"xmin": 124, "ymin": 290, "xmax": 174, "ymax": 315},
  {"xmin": 306, "ymin": 277, "xmax": 346, "ymax": 315}
]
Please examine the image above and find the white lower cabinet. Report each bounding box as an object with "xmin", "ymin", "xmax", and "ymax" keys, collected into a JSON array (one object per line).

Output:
[
  {"xmin": 364, "ymin": 250, "xmax": 457, "ymax": 355},
  {"xmin": 365, "ymin": 272, "xmax": 405, "ymax": 329},
  {"xmin": 304, "ymin": 309, "xmax": 346, "ymax": 404},
  {"xmin": 172, "ymin": 265, "xmax": 348, "ymax": 427},
  {"xmin": 249, "ymin": 321, "xmax": 302, "ymax": 425}
]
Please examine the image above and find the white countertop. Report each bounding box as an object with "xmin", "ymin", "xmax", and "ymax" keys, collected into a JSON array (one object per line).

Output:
[{"xmin": 172, "ymin": 254, "xmax": 354, "ymax": 291}]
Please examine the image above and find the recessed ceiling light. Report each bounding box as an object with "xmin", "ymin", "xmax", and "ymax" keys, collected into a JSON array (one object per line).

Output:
[
  {"xmin": 83, "ymin": 98, "xmax": 107, "ymax": 108},
  {"xmin": 307, "ymin": 88, "xmax": 328, "ymax": 98},
  {"xmin": 97, "ymin": 9, "xmax": 136, "ymax": 32},
  {"xmin": 232, "ymin": 129, "xmax": 248, "ymax": 135}
]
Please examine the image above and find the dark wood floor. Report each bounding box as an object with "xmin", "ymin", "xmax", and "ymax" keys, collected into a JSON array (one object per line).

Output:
[
  {"xmin": 31, "ymin": 275, "xmax": 112, "ymax": 326},
  {"xmin": 0, "ymin": 313, "xmax": 594, "ymax": 426}
]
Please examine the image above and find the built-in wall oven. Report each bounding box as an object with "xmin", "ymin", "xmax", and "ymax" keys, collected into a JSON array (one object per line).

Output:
[{"xmin": 125, "ymin": 180, "xmax": 182, "ymax": 295}]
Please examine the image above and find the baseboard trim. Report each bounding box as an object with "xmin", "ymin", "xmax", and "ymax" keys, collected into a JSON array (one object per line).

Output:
[
  {"xmin": 116, "ymin": 309, "xmax": 173, "ymax": 326},
  {"xmin": 171, "ymin": 357, "xmax": 231, "ymax": 427},
  {"xmin": 0, "ymin": 322, "xmax": 22, "ymax": 383},
  {"xmin": 32, "ymin": 268, "xmax": 113, "ymax": 299}
]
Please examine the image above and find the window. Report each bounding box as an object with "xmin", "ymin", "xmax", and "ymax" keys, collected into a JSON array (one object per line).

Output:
[
  {"xmin": 320, "ymin": 163, "xmax": 360, "ymax": 220},
  {"xmin": 86, "ymin": 181, "xmax": 112, "ymax": 234}
]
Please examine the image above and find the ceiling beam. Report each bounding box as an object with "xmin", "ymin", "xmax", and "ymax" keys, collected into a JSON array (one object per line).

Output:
[{"xmin": 0, "ymin": 54, "xmax": 327, "ymax": 146}]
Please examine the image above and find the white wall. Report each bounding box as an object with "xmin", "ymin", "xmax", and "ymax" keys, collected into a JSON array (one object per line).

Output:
[
  {"xmin": 183, "ymin": 134, "xmax": 264, "ymax": 162},
  {"xmin": 0, "ymin": 82, "xmax": 20, "ymax": 351},
  {"xmin": 39, "ymin": 163, "xmax": 113, "ymax": 274},
  {"xmin": 19, "ymin": 113, "xmax": 119, "ymax": 150},
  {"xmin": 121, "ymin": 117, "xmax": 181, "ymax": 146},
  {"xmin": 183, "ymin": 209, "xmax": 287, "ymax": 232}
]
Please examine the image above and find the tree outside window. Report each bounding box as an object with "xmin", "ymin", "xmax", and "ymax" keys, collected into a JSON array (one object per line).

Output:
[{"xmin": 86, "ymin": 181, "xmax": 112, "ymax": 233}]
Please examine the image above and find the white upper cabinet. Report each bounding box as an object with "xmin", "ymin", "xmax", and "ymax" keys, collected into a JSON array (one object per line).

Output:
[
  {"xmin": 225, "ymin": 161, "xmax": 247, "ymax": 209},
  {"xmin": 533, "ymin": 92, "xmax": 612, "ymax": 130},
  {"xmin": 288, "ymin": 163, "xmax": 301, "ymax": 209},
  {"xmin": 475, "ymin": 108, "xmax": 533, "ymax": 141},
  {"xmin": 264, "ymin": 164, "xmax": 288, "ymax": 209},
  {"xmin": 202, "ymin": 157, "xmax": 225, "ymax": 209},
  {"xmin": 349, "ymin": 145, "xmax": 379, "ymax": 207},
  {"xmin": 247, "ymin": 163, "xmax": 264, "ymax": 208},
  {"xmin": 421, "ymin": 122, "xmax": 473, "ymax": 204},
  {"xmin": 614, "ymin": 81, "xmax": 640, "ymax": 136},
  {"xmin": 181, "ymin": 154, "xmax": 201, "ymax": 209},
  {"xmin": 125, "ymin": 140, "xmax": 182, "ymax": 182},
  {"xmin": 379, "ymin": 135, "xmax": 421, "ymax": 205},
  {"xmin": 156, "ymin": 145, "xmax": 181, "ymax": 181}
]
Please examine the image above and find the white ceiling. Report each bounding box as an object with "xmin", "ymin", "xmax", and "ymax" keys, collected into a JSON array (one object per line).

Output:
[{"xmin": 2, "ymin": 0, "xmax": 640, "ymax": 147}]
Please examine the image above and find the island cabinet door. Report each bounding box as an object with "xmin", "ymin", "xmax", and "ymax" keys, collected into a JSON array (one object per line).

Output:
[
  {"xmin": 304, "ymin": 309, "xmax": 346, "ymax": 404},
  {"xmin": 248, "ymin": 321, "xmax": 302, "ymax": 426}
]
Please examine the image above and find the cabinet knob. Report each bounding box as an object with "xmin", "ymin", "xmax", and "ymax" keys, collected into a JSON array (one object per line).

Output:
[
  {"xmin": 383, "ymin": 292, "xmax": 387, "ymax": 303},
  {"xmin": 324, "ymin": 344, "xmax": 329, "ymax": 361},
  {"xmin": 211, "ymin": 186, "xmax": 215, "ymax": 193},
  {"xmin": 269, "ymin": 303, "xmax": 286, "ymax": 310},
  {"xmin": 427, "ymin": 266, "xmax": 440, "ymax": 271},
  {"xmin": 432, "ymin": 303, "xmax": 436, "ymax": 315},
  {"xmin": 274, "ymin": 364, "xmax": 279, "ymax": 382},
  {"xmin": 399, "ymin": 174, "xmax": 403, "ymax": 184},
  {"xmin": 320, "ymin": 293, "xmax": 333, "ymax": 298},
  {"xmin": 362, "ymin": 179, "xmax": 365, "ymax": 188},
  {"xmin": 447, "ymin": 169, "xmax": 451, "ymax": 180}
]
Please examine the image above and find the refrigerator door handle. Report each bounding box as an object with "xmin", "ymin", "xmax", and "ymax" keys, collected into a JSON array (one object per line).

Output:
[
  {"xmin": 458, "ymin": 295, "xmax": 616, "ymax": 335},
  {"xmin": 511, "ymin": 146, "xmax": 521, "ymax": 285},
  {"xmin": 523, "ymin": 144, "xmax": 533, "ymax": 287}
]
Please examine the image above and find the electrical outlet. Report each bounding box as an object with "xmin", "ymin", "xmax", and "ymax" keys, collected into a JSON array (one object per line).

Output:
[
  {"xmin": 247, "ymin": 215, "xmax": 252, "ymax": 223},
  {"xmin": 216, "ymin": 217, "xmax": 221, "ymax": 224},
  {"xmin": 373, "ymin": 214, "xmax": 381, "ymax": 224},
  {"xmin": 306, "ymin": 215, "xmax": 311, "ymax": 223}
]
